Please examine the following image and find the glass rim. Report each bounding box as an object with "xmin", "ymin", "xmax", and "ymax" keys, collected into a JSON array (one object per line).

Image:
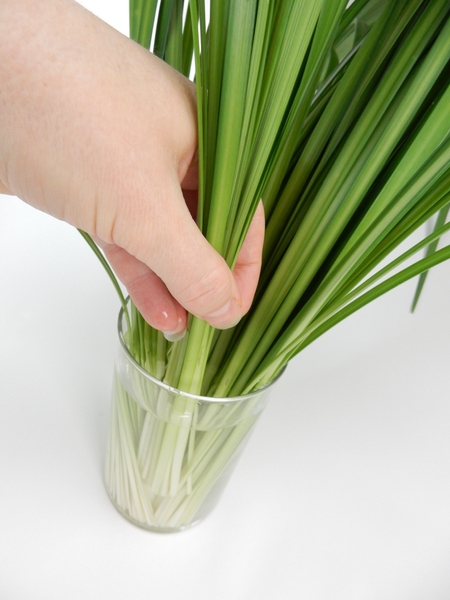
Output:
[{"xmin": 117, "ymin": 303, "xmax": 286, "ymax": 404}]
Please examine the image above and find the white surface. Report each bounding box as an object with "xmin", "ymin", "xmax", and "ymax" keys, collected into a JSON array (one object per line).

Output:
[
  {"xmin": 2, "ymin": 4, "xmax": 450, "ymax": 599},
  {"xmin": 2, "ymin": 202, "xmax": 450, "ymax": 600}
]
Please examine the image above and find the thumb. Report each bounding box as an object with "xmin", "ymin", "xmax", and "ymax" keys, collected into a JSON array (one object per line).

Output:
[{"xmin": 119, "ymin": 184, "xmax": 243, "ymax": 330}]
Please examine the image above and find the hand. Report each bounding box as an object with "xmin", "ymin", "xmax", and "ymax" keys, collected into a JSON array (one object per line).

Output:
[{"xmin": 0, "ymin": 0, "xmax": 264, "ymax": 337}]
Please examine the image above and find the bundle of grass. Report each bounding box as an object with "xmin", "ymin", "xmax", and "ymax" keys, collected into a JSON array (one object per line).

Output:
[{"xmin": 82, "ymin": 0, "xmax": 450, "ymax": 529}]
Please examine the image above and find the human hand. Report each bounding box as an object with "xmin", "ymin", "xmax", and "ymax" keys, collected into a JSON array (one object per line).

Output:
[{"xmin": 0, "ymin": 0, "xmax": 264, "ymax": 338}]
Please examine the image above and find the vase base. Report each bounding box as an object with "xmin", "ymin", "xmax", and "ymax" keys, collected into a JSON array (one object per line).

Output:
[{"xmin": 106, "ymin": 489, "xmax": 204, "ymax": 534}]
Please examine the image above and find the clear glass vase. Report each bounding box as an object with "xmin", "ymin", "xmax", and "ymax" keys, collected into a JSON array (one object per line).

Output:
[{"xmin": 105, "ymin": 307, "xmax": 281, "ymax": 532}]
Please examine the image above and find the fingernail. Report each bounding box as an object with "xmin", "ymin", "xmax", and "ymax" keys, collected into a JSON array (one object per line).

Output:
[
  {"xmin": 204, "ymin": 299, "xmax": 242, "ymax": 329},
  {"xmin": 163, "ymin": 329, "xmax": 186, "ymax": 342},
  {"xmin": 162, "ymin": 315, "xmax": 186, "ymax": 342}
]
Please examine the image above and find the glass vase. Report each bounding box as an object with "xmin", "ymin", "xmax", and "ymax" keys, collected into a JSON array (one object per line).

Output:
[{"xmin": 105, "ymin": 307, "xmax": 281, "ymax": 532}]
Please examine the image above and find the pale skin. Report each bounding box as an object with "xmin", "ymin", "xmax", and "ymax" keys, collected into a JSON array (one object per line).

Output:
[{"xmin": 0, "ymin": 0, "xmax": 265, "ymax": 338}]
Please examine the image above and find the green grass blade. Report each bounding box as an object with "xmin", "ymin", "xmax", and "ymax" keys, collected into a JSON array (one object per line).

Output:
[
  {"xmin": 411, "ymin": 203, "xmax": 450, "ymax": 311},
  {"xmin": 248, "ymin": 241, "xmax": 450, "ymax": 392},
  {"xmin": 135, "ymin": 0, "xmax": 159, "ymax": 49},
  {"xmin": 78, "ymin": 230, "xmax": 131, "ymax": 332},
  {"xmin": 153, "ymin": 0, "xmax": 176, "ymax": 59},
  {"xmin": 205, "ymin": 0, "xmax": 258, "ymax": 255},
  {"xmin": 263, "ymin": 0, "xmax": 422, "ymax": 259},
  {"xmin": 201, "ymin": 1, "xmax": 230, "ymax": 229},
  {"xmin": 181, "ymin": 3, "xmax": 194, "ymax": 77},
  {"xmin": 165, "ymin": 0, "xmax": 184, "ymax": 71},
  {"xmin": 224, "ymin": 0, "xmax": 326, "ymax": 265}
]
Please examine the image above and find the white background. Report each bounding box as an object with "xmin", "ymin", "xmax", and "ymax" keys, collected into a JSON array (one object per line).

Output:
[{"xmin": 1, "ymin": 2, "xmax": 450, "ymax": 599}]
